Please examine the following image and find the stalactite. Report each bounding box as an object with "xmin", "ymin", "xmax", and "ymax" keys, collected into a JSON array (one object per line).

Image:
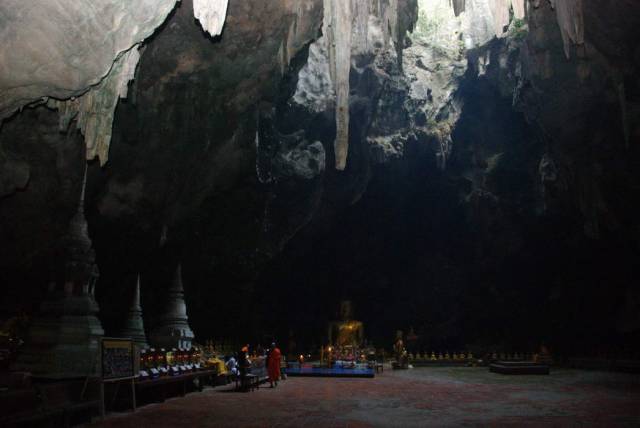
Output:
[
  {"xmin": 324, "ymin": 0, "xmax": 352, "ymax": 171},
  {"xmin": 549, "ymin": 0, "xmax": 584, "ymax": 59},
  {"xmin": 511, "ymin": 0, "xmax": 526, "ymax": 20},
  {"xmin": 450, "ymin": 0, "xmax": 525, "ymax": 34},
  {"xmin": 351, "ymin": 0, "xmax": 371, "ymax": 55},
  {"xmin": 193, "ymin": 0, "xmax": 229, "ymax": 37},
  {"xmin": 489, "ymin": 0, "xmax": 511, "ymax": 36},
  {"xmin": 51, "ymin": 47, "xmax": 141, "ymax": 165},
  {"xmin": 382, "ymin": 0, "xmax": 400, "ymax": 48},
  {"xmin": 2, "ymin": 0, "xmax": 229, "ymax": 165},
  {"xmin": 296, "ymin": 0, "xmax": 408, "ymax": 170},
  {"xmin": 451, "ymin": 0, "xmax": 466, "ymax": 17},
  {"xmin": 0, "ymin": 0, "xmax": 179, "ymax": 122}
]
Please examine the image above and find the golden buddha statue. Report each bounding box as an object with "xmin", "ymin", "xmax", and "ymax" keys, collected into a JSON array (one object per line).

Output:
[{"xmin": 328, "ymin": 301, "xmax": 364, "ymax": 347}]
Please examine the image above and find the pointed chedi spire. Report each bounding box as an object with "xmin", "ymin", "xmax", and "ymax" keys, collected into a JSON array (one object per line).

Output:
[
  {"xmin": 121, "ymin": 274, "xmax": 148, "ymax": 348},
  {"xmin": 149, "ymin": 263, "xmax": 195, "ymax": 350}
]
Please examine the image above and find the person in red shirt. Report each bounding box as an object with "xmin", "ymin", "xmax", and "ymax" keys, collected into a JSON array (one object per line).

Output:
[{"xmin": 267, "ymin": 342, "xmax": 282, "ymax": 388}]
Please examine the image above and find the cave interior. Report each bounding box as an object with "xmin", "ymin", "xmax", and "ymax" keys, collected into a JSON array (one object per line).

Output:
[{"xmin": 1, "ymin": 0, "xmax": 640, "ymax": 424}]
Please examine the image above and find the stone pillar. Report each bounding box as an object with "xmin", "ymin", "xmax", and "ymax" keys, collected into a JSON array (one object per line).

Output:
[
  {"xmin": 149, "ymin": 264, "xmax": 195, "ymax": 350},
  {"xmin": 120, "ymin": 274, "xmax": 148, "ymax": 348},
  {"xmin": 13, "ymin": 164, "xmax": 105, "ymax": 379}
]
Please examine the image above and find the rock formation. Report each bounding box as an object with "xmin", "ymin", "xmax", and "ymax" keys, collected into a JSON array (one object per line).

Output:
[
  {"xmin": 193, "ymin": 0, "xmax": 229, "ymax": 36},
  {"xmin": 324, "ymin": 0, "xmax": 352, "ymax": 170},
  {"xmin": 0, "ymin": 0, "xmax": 229, "ymax": 164}
]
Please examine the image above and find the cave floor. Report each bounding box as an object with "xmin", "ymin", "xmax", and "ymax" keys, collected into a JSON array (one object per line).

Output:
[{"xmin": 90, "ymin": 367, "xmax": 640, "ymax": 427}]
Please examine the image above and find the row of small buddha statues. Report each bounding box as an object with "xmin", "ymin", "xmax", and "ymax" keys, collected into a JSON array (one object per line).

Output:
[
  {"xmin": 409, "ymin": 352, "xmax": 475, "ymax": 361},
  {"xmin": 408, "ymin": 351, "xmax": 538, "ymax": 361},
  {"xmin": 202, "ymin": 340, "xmax": 243, "ymax": 359},
  {"xmin": 139, "ymin": 347, "xmax": 203, "ymax": 379}
]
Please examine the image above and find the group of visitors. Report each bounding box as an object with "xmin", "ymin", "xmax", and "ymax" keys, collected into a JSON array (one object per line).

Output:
[{"xmin": 225, "ymin": 342, "xmax": 282, "ymax": 388}]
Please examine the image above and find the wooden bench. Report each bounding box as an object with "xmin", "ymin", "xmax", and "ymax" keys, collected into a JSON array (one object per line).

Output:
[{"xmin": 235, "ymin": 367, "xmax": 269, "ymax": 392}]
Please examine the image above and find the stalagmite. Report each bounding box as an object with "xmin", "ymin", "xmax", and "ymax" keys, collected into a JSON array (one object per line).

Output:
[
  {"xmin": 193, "ymin": 0, "xmax": 229, "ymax": 37},
  {"xmin": 324, "ymin": 0, "xmax": 352, "ymax": 171}
]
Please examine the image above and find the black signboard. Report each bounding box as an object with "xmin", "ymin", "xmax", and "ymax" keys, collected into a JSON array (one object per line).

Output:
[{"xmin": 101, "ymin": 338, "xmax": 134, "ymax": 380}]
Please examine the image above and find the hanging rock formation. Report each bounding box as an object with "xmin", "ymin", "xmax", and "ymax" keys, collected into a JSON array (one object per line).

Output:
[
  {"xmin": 549, "ymin": 0, "xmax": 584, "ymax": 58},
  {"xmin": 324, "ymin": 0, "xmax": 353, "ymax": 171},
  {"xmin": 0, "ymin": 0, "xmax": 229, "ymax": 164},
  {"xmin": 450, "ymin": 0, "xmax": 585, "ymax": 49},
  {"xmin": 194, "ymin": 0, "xmax": 229, "ymax": 36},
  {"xmin": 0, "ymin": 0, "xmax": 178, "ymax": 121},
  {"xmin": 49, "ymin": 48, "xmax": 141, "ymax": 165},
  {"xmin": 296, "ymin": 0, "xmax": 412, "ymax": 170}
]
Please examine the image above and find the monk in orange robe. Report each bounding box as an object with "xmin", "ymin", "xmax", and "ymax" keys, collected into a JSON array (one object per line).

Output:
[{"xmin": 268, "ymin": 343, "xmax": 282, "ymax": 387}]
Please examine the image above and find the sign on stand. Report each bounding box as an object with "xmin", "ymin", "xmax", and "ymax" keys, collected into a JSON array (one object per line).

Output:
[
  {"xmin": 101, "ymin": 338, "xmax": 135, "ymax": 380},
  {"xmin": 100, "ymin": 338, "xmax": 137, "ymax": 418}
]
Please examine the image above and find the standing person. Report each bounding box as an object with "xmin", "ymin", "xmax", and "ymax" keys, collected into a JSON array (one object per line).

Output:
[
  {"xmin": 267, "ymin": 342, "xmax": 282, "ymax": 388},
  {"xmin": 238, "ymin": 344, "xmax": 251, "ymax": 391}
]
